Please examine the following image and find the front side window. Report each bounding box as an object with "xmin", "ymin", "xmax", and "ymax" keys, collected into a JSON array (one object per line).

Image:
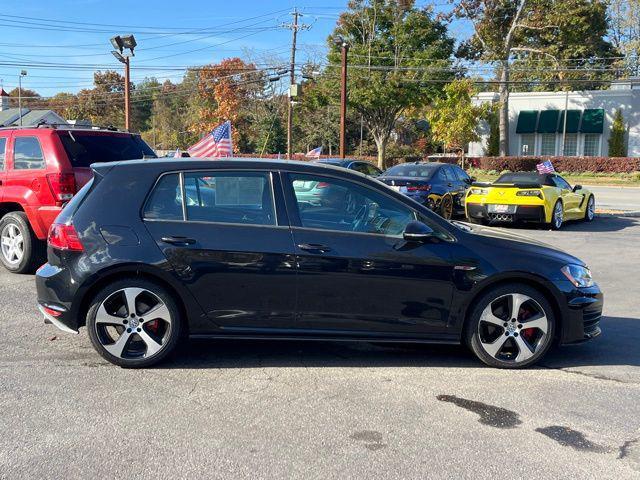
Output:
[
  {"xmin": 183, "ymin": 172, "xmax": 274, "ymax": 225},
  {"xmin": 520, "ymin": 134, "xmax": 535, "ymax": 155},
  {"xmin": 0, "ymin": 137, "xmax": 6, "ymax": 170},
  {"xmin": 583, "ymin": 134, "xmax": 600, "ymax": 156},
  {"xmin": 290, "ymin": 174, "xmax": 415, "ymax": 236},
  {"xmin": 14, "ymin": 137, "xmax": 45, "ymax": 170},
  {"xmin": 540, "ymin": 133, "xmax": 556, "ymax": 156},
  {"xmin": 453, "ymin": 166, "xmax": 471, "ymax": 183},
  {"xmin": 552, "ymin": 175, "xmax": 572, "ymax": 190}
]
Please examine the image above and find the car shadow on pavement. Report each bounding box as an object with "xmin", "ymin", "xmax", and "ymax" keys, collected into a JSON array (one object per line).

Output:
[
  {"xmin": 159, "ymin": 315, "xmax": 639, "ymax": 370},
  {"xmin": 500, "ymin": 215, "xmax": 639, "ymax": 233}
]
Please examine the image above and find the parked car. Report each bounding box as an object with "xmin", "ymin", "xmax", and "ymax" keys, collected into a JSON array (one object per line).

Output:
[
  {"xmin": 378, "ymin": 162, "xmax": 473, "ymax": 219},
  {"xmin": 315, "ymin": 158, "xmax": 382, "ymax": 176},
  {"xmin": 36, "ymin": 158, "xmax": 602, "ymax": 369},
  {"xmin": 465, "ymin": 172, "xmax": 596, "ymax": 230},
  {"xmin": 0, "ymin": 125, "xmax": 156, "ymax": 273}
]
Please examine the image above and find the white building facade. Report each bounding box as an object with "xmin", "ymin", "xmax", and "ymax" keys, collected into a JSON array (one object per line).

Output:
[{"xmin": 469, "ymin": 80, "xmax": 640, "ymax": 158}]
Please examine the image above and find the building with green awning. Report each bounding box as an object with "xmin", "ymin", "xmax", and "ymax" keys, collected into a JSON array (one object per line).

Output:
[{"xmin": 469, "ymin": 81, "xmax": 640, "ymax": 157}]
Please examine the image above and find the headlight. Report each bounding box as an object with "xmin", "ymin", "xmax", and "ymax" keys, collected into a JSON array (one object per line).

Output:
[
  {"xmin": 470, "ymin": 188, "xmax": 488, "ymax": 195},
  {"xmin": 561, "ymin": 264, "xmax": 594, "ymax": 288},
  {"xmin": 516, "ymin": 190, "xmax": 542, "ymax": 197}
]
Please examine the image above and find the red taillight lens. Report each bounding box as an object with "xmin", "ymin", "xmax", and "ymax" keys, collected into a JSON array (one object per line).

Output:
[
  {"xmin": 48, "ymin": 223, "xmax": 84, "ymax": 251},
  {"xmin": 316, "ymin": 182, "xmax": 330, "ymax": 188},
  {"xmin": 407, "ymin": 184, "xmax": 431, "ymax": 192},
  {"xmin": 46, "ymin": 173, "xmax": 76, "ymax": 204}
]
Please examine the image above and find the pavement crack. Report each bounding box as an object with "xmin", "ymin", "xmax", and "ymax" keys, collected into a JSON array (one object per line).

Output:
[
  {"xmin": 539, "ymin": 364, "xmax": 635, "ymax": 385},
  {"xmin": 618, "ymin": 438, "xmax": 639, "ymax": 459}
]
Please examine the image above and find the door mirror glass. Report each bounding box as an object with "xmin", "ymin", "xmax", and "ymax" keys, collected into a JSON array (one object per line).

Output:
[
  {"xmin": 573, "ymin": 184, "xmax": 582, "ymax": 192},
  {"xmin": 403, "ymin": 221, "xmax": 434, "ymax": 242}
]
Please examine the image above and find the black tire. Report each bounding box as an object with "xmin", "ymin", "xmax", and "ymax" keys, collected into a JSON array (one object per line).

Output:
[
  {"xmin": 549, "ymin": 200, "xmax": 563, "ymax": 230},
  {"xmin": 584, "ymin": 195, "xmax": 595, "ymax": 222},
  {"xmin": 86, "ymin": 278, "xmax": 183, "ymax": 368},
  {"xmin": 464, "ymin": 283, "xmax": 556, "ymax": 369},
  {"xmin": 0, "ymin": 211, "xmax": 44, "ymax": 274}
]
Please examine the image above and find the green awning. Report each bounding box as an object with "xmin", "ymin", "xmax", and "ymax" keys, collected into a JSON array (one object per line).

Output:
[
  {"xmin": 580, "ymin": 108, "xmax": 604, "ymax": 133},
  {"xmin": 557, "ymin": 110, "xmax": 581, "ymax": 134},
  {"xmin": 516, "ymin": 110, "xmax": 538, "ymax": 134},
  {"xmin": 537, "ymin": 110, "xmax": 560, "ymax": 133}
]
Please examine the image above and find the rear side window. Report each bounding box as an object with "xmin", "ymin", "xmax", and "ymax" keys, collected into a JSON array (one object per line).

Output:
[
  {"xmin": 59, "ymin": 132, "xmax": 156, "ymax": 167},
  {"xmin": 143, "ymin": 171, "xmax": 275, "ymax": 226},
  {"xmin": 183, "ymin": 172, "xmax": 274, "ymax": 225},
  {"xmin": 14, "ymin": 137, "xmax": 45, "ymax": 170},
  {"xmin": 0, "ymin": 137, "xmax": 6, "ymax": 170}
]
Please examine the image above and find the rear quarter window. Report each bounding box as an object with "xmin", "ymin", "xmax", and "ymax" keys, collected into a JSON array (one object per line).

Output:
[{"xmin": 0, "ymin": 137, "xmax": 6, "ymax": 170}]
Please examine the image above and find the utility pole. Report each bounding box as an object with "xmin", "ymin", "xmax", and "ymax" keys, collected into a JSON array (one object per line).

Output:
[
  {"xmin": 18, "ymin": 70, "xmax": 27, "ymax": 126},
  {"xmin": 124, "ymin": 56, "xmax": 131, "ymax": 130},
  {"xmin": 337, "ymin": 38, "xmax": 349, "ymax": 159},
  {"xmin": 282, "ymin": 9, "xmax": 310, "ymax": 159},
  {"xmin": 110, "ymin": 34, "xmax": 137, "ymax": 131}
]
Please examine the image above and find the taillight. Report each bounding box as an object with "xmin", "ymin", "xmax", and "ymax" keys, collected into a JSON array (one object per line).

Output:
[
  {"xmin": 316, "ymin": 182, "xmax": 330, "ymax": 189},
  {"xmin": 48, "ymin": 223, "xmax": 84, "ymax": 251},
  {"xmin": 46, "ymin": 173, "xmax": 76, "ymax": 204},
  {"xmin": 407, "ymin": 184, "xmax": 431, "ymax": 192}
]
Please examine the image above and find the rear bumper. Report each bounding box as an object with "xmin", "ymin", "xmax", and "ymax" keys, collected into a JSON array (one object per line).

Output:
[
  {"xmin": 36, "ymin": 262, "xmax": 79, "ymax": 333},
  {"xmin": 467, "ymin": 203, "xmax": 546, "ymax": 223}
]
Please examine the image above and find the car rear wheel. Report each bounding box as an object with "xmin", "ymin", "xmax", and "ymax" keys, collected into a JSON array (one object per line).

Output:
[
  {"xmin": 584, "ymin": 196, "xmax": 595, "ymax": 222},
  {"xmin": 439, "ymin": 194, "xmax": 454, "ymax": 220},
  {"xmin": 87, "ymin": 279, "xmax": 182, "ymax": 368},
  {"xmin": 465, "ymin": 283, "xmax": 555, "ymax": 368},
  {"xmin": 550, "ymin": 200, "xmax": 563, "ymax": 230},
  {"xmin": 0, "ymin": 212, "xmax": 43, "ymax": 274}
]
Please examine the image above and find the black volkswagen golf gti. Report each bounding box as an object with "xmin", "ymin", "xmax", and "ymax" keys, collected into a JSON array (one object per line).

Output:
[{"xmin": 35, "ymin": 158, "xmax": 603, "ymax": 368}]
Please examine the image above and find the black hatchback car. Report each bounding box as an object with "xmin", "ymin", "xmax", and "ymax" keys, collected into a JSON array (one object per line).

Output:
[
  {"xmin": 36, "ymin": 158, "xmax": 603, "ymax": 368},
  {"xmin": 378, "ymin": 162, "xmax": 473, "ymax": 219}
]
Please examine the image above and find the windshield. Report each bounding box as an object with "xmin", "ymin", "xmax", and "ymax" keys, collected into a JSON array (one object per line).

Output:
[
  {"xmin": 383, "ymin": 164, "xmax": 438, "ymax": 178},
  {"xmin": 59, "ymin": 132, "xmax": 156, "ymax": 167}
]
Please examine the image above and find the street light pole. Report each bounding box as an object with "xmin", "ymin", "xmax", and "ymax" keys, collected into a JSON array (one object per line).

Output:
[
  {"xmin": 110, "ymin": 34, "xmax": 137, "ymax": 131},
  {"xmin": 124, "ymin": 55, "xmax": 131, "ymax": 131},
  {"xmin": 338, "ymin": 40, "xmax": 349, "ymax": 159},
  {"xmin": 18, "ymin": 70, "xmax": 27, "ymax": 126}
]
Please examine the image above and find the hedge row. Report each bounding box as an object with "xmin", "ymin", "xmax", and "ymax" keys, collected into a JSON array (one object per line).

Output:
[{"xmin": 467, "ymin": 156, "xmax": 640, "ymax": 173}]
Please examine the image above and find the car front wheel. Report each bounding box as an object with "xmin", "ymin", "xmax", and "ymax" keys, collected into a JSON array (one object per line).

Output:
[
  {"xmin": 465, "ymin": 283, "xmax": 555, "ymax": 368},
  {"xmin": 87, "ymin": 279, "xmax": 182, "ymax": 368}
]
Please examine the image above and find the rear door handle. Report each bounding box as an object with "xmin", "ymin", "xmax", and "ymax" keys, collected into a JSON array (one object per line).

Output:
[
  {"xmin": 297, "ymin": 243, "xmax": 332, "ymax": 253},
  {"xmin": 161, "ymin": 236, "xmax": 196, "ymax": 246}
]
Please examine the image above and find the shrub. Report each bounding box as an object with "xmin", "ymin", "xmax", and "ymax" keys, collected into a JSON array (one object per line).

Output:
[{"xmin": 472, "ymin": 156, "xmax": 640, "ymax": 173}]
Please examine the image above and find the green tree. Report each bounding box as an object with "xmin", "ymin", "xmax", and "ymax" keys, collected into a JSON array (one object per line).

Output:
[
  {"xmin": 426, "ymin": 79, "xmax": 488, "ymax": 164},
  {"xmin": 486, "ymin": 107, "xmax": 500, "ymax": 156},
  {"xmin": 327, "ymin": 0, "xmax": 454, "ymax": 168},
  {"xmin": 131, "ymin": 77, "xmax": 161, "ymax": 133},
  {"xmin": 608, "ymin": 109, "xmax": 627, "ymax": 157},
  {"xmin": 609, "ymin": 0, "xmax": 640, "ymax": 75}
]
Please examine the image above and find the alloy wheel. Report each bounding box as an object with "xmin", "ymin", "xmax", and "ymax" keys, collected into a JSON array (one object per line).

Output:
[
  {"xmin": 94, "ymin": 287, "xmax": 173, "ymax": 360},
  {"xmin": 553, "ymin": 202, "xmax": 563, "ymax": 229},
  {"xmin": 586, "ymin": 196, "xmax": 595, "ymax": 221},
  {"xmin": 477, "ymin": 293, "xmax": 550, "ymax": 364},
  {"xmin": 1, "ymin": 223, "xmax": 24, "ymax": 266},
  {"xmin": 440, "ymin": 195, "xmax": 453, "ymax": 219}
]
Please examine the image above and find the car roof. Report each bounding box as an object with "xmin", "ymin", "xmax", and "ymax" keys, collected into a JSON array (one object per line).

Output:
[
  {"xmin": 316, "ymin": 158, "xmax": 352, "ymax": 166},
  {"xmin": 91, "ymin": 157, "xmax": 365, "ymax": 177}
]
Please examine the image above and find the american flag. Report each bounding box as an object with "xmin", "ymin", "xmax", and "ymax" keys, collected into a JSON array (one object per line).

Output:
[
  {"xmin": 306, "ymin": 146, "xmax": 322, "ymax": 159},
  {"xmin": 188, "ymin": 121, "xmax": 233, "ymax": 158},
  {"xmin": 536, "ymin": 160, "xmax": 555, "ymax": 174}
]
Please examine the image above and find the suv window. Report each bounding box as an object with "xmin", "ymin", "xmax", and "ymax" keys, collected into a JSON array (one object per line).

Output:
[
  {"xmin": 14, "ymin": 137, "xmax": 45, "ymax": 170},
  {"xmin": 58, "ymin": 132, "xmax": 156, "ymax": 167},
  {"xmin": 290, "ymin": 173, "xmax": 414, "ymax": 236},
  {"xmin": 0, "ymin": 137, "xmax": 6, "ymax": 170}
]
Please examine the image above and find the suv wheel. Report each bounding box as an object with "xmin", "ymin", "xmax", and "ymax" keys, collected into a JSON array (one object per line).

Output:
[
  {"xmin": 465, "ymin": 283, "xmax": 555, "ymax": 368},
  {"xmin": 0, "ymin": 212, "xmax": 42, "ymax": 273},
  {"xmin": 87, "ymin": 279, "xmax": 182, "ymax": 368}
]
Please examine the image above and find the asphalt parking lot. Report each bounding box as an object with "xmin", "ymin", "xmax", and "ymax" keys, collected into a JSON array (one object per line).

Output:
[{"xmin": 1, "ymin": 216, "xmax": 640, "ymax": 479}]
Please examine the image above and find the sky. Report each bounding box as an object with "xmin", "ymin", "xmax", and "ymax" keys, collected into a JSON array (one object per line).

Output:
[{"xmin": 0, "ymin": 0, "xmax": 459, "ymax": 98}]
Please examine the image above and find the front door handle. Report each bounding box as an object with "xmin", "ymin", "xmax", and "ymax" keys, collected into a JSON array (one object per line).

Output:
[
  {"xmin": 297, "ymin": 243, "xmax": 332, "ymax": 253},
  {"xmin": 161, "ymin": 236, "xmax": 196, "ymax": 246}
]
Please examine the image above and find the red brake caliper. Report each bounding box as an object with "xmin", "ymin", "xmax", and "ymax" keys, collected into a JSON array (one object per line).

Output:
[{"xmin": 146, "ymin": 319, "xmax": 160, "ymax": 333}]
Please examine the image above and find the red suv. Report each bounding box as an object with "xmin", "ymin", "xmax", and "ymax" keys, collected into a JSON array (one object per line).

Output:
[{"xmin": 0, "ymin": 125, "xmax": 156, "ymax": 273}]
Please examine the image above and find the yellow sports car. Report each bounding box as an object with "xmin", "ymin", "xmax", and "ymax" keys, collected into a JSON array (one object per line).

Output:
[{"xmin": 465, "ymin": 172, "xmax": 595, "ymax": 230}]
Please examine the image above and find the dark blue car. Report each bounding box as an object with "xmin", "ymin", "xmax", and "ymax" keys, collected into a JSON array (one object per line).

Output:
[
  {"xmin": 378, "ymin": 162, "xmax": 473, "ymax": 219},
  {"xmin": 315, "ymin": 158, "xmax": 383, "ymax": 177}
]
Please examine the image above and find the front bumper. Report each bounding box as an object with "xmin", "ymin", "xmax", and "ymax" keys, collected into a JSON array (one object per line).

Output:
[
  {"xmin": 557, "ymin": 283, "xmax": 603, "ymax": 344},
  {"xmin": 467, "ymin": 203, "xmax": 546, "ymax": 224}
]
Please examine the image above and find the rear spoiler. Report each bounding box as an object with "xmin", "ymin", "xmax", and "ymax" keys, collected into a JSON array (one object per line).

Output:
[
  {"xmin": 492, "ymin": 182, "xmax": 542, "ymax": 189},
  {"xmin": 471, "ymin": 181, "xmax": 492, "ymax": 187}
]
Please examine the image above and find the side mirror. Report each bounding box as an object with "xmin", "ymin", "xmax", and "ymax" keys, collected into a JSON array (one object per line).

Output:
[
  {"xmin": 469, "ymin": 176, "xmax": 477, "ymax": 183},
  {"xmin": 403, "ymin": 221, "xmax": 434, "ymax": 242},
  {"xmin": 573, "ymin": 184, "xmax": 582, "ymax": 192}
]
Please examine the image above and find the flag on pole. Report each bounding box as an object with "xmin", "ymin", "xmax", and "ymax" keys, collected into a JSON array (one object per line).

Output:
[
  {"xmin": 173, "ymin": 148, "xmax": 182, "ymax": 158},
  {"xmin": 187, "ymin": 121, "xmax": 233, "ymax": 158},
  {"xmin": 306, "ymin": 146, "xmax": 322, "ymax": 159},
  {"xmin": 536, "ymin": 160, "xmax": 555, "ymax": 174}
]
